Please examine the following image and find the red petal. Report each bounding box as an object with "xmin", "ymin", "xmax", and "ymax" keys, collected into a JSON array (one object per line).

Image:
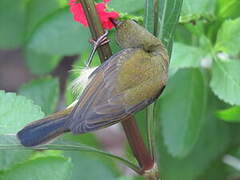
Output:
[{"xmin": 69, "ymin": 0, "xmax": 119, "ymax": 30}]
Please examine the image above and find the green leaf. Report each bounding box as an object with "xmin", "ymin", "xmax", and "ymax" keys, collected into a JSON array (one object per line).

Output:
[
  {"xmin": 64, "ymin": 151, "xmax": 118, "ymax": 180},
  {"xmin": 144, "ymin": 0, "xmax": 183, "ymax": 157},
  {"xmin": 215, "ymin": 18, "xmax": 240, "ymax": 56},
  {"xmin": 158, "ymin": 68, "xmax": 207, "ymax": 157},
  {"xmin": 169, "ymin": 43, "xmax": 206, "ymax": 76},
  {"xmin": 210, "ymin": 59, "xmax": 240, "ymax": 105},
  {"xmin": 19, "ymin": 77, "xmax": 59, "ymax": 115},
  {"xmin": 197, "ymin": 160, "xmax": 228, "ymax": 180},
  {"xmin": 180, "ymin": 0, "xmax": 216, "ymax": 23},
  {"xmin": 1, "ymin": 156, "xmax": 72, "ymax": 180},
  {"xmin": 0, "ymin": 135, "xmax": 140, "ymax": 174},
  {"xmin": 108, "ymin": 0, "xmax": 144, "ymax": 13},
  {"xmin": 27, "ymin": 8, "xmax": 90, "ymax": 55},
  {"xmin": 0, "ymin": 0, "xmax": 26, "ymax": 49},
  {"xmin": 217, "ymin": 106, "xmax": 240, "ymax": 122},
  {"xmin": 63, "ymin": 133, "xmax": 101, "ymax": 149},
  {"xmin": 26, "ymin": 0, "xmax": 66, "ymax": 35},
  {"xmin": 117, "ymin": 176, "xmax": 144, "ymax": 180},
  {"xmin": 158, "ymin": 0, "xmax": 183, "ymax": 52},
  {"xmin": 217, "ymin": 0, "xmax": 240, "ymax": 19},
  {"xmin": 0, "ymin": 91, "xmax": 44, "ymax": 134},
  {"xmin": 0, "ymin": 150, "xmax": 31, "ymax": 171},
  {"xmin": 24, "ymin": 50, "xmax": 62, "ymax": 75},
  {"xmin": 156, "ymin": 92, "xmax": 231, "ymax": 180},
  {"xmin": 0, "ymin": 136, "xmax": 32, "ymax": 171}
]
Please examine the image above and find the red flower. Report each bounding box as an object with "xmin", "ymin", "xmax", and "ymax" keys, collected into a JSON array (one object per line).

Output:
[{"xmin": 69, "ymin": 0, "xmax": 119, "ymax": 30}]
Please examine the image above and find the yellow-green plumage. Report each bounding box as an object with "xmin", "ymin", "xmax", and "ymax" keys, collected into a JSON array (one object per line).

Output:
[{"xmin": 17, "ymin": 20, "xmax": 169, "ymax": 147}]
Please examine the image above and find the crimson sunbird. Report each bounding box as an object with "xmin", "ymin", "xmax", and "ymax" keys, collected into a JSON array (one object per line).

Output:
[{"xmin": 17, "ymin": 20, "xmax": 169, "ymax": 147}]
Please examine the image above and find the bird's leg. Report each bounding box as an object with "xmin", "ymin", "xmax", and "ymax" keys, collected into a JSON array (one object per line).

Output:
[{"xmin": 85, "ymin": 30, "xmax": 109, "ymax": 67}]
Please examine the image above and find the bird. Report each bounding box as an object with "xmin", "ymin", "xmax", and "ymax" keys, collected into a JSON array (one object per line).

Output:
[{"xmin": 17, "ymin": 20, "xmax": 169, "ymax": 147}]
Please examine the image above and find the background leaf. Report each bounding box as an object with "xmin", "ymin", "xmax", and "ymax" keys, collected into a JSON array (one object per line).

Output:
[
  {"xmin": 217, "ymin": 0, "xmax": 240, "ymax": 19},
  {"xmin": 108, "ymin": 0, "xmax": 144, "ymax": 13},
  {"xmin": 158, "ymin": 68, "xmax": 207, "ymax": 157},
  {"xmin": 26, "ymin": 0, "xmax": 66, "ymax": 35},
  {"xmin": 24, "ymin": 50, "xmax": 62, "ymax": 75},
  {"xmin": 0, "ymin": 156, "xmax": 72, "ymax": 180},
  {"xmin": 169, "ymin": 42, "xmax": 207, "ymax": 75},
  {"xmin": 64, "ymin": 151, "xmax": 118, "ymax": 180},
  {"xmin": 19, "ymin": 77, "xmax": 59, "ymax": 115},
  {"xmin": 0, "ymin": 0, "xmax": 26, "ymax": 49},
  {"xmin": 0, "ymin": 136, "xmax": 32, "ymax": 171},
  {"xmin": 180, "ymin": 0, "xmax": 216, "ymax": 22},
  {"xmin": 215, "ymin": 18, "xmax": 240, "ymax": 56},
  {"xmin": 210, "ymin": 59, "xmax": 240, "ymax": 105},
  {"xmin": 27, "ymin": 8, "xmax": 90, "ymax": 56},
  {"xmin": 156, "ymin": 92, "xmax": 231, "ymax": 180},
  {"xmin": 0, "ymin": 91, "xmax": 44, "ymax": 134}
]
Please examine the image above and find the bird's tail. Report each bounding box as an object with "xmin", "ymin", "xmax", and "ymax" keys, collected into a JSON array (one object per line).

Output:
[{"xmin": 17, "ymin": 111, "xmax": 70, "ymax": 147}]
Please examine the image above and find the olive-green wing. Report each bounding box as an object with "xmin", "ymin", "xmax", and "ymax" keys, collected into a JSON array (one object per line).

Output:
[{"xmin": 67, "ymin": 48, "xmax": 158, "ymax": 134}]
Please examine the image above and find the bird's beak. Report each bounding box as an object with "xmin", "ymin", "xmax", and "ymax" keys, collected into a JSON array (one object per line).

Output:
[{"xmin": 110, "ymin": 18, "xmax": 123, "ymax": 27}]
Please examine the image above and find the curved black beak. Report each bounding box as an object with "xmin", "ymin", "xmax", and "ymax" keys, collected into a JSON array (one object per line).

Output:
[{"xmin": 109, "ymin": 18, "xmax": 123, "ymax": 27}]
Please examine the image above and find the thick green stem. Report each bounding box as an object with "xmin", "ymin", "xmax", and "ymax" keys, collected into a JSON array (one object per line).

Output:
[
  {"xmin": 80, "ymin": 0, "xmax": 154, "ymax": 174},
  {"xmin": 144, "ymin": 0, "xmax": 160, "ymax": 162}
]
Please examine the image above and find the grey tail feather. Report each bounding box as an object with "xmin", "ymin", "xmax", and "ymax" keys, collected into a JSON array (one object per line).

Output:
[{"xmin": 17, "ymin": 115, "xmax": 70, "ymax": 147}]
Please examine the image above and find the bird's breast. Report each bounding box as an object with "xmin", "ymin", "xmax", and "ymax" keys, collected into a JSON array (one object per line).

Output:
[{"xmin": 115, "ymin": 48, "xmax": 167, "ymax": 106}]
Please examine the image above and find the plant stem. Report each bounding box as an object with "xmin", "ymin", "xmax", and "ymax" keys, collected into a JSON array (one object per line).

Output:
[
  {"xmin": 80, "ymin": 0, "xmax": 154, "ymax": 173},
  {"xmin": 144, "ymin": 0, "xmax": 160, "ymax": 163},
  {"xmin": 80, "ymin": 0, "xmax": 112, "ymax": 61},
  {"xmin": 122, "ymin": 117, "xmax": 154, "ymax": 172}
]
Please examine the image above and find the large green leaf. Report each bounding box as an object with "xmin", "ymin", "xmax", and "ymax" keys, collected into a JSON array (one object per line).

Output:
[
  {"xmin": 156, "ymin": 92, "xmax": 231, "ymax": 180},
  {"xmin": 108, "ymin": 0, "xmax": 144, "ymax": 13},
  {"xmin": 0, "ymin": 137, "xmax": 32, "ymax": 171},
  {"xmin": 0, "ymin": 91, "xmax": 43, "ymax": 172},
  {"xmin": 217, "ymin": 0, "xmax": 240, "ymax": 19},
  {"xmin": 144, "ymin": 0, "xmax": 183, "ymax": 158},
  {"xmin": 23, "ymin": 0, "xmax": 65, "ymax": 75},
  {"xmin": 19, "ymin": 77, "xmax": 59, "ymax": 115},
  {"xmin": 180, "ymin": 0, "xmax": 216, "ymax": 23},
  {"xmin": 64, "ymin": 151, "xmax": 118, "ymax": 180},
  {"xmin": 0, "ymin": 0, "xmax": 26, "ymax": 49},
  {"xmin": 210, "ymin": 59, "xmax": 240, "ymax": 105},
  {"xmin": 27, "ymin": 8, "xmax": 90, "ymax": 55},
  {"xmin": 197, "ymin": 160, "xmax": 228, "ymax": 180},
  {"xmin": 0, "ymin": 156, "xmax": 72, "ymax": 180},
  {"xmin": 169, "ymin": 43, "xmax": 206, "ymax": 75},
  {"xmin": 158, "ymin": 68, "xmax": 207, "ymax": 157},
  {"xmin": 26, "ymin": 0, "xmax": 66, "ymax": 35},
  {"xmin": 0, "ymin": 91, "xmax": 44, "ymax": 134},
  {"xmin": 0, "ymin": 150, "xmax": 31, "ymax": 171},
  {"xmin": 215, "ymin": 18, "xmax": 240, "ymax": 56}
]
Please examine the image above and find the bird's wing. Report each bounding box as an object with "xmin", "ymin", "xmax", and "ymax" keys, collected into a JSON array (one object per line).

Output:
[{"xmin": 67, "ymin": 48, "xmax": 160, "ymax": 134}]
